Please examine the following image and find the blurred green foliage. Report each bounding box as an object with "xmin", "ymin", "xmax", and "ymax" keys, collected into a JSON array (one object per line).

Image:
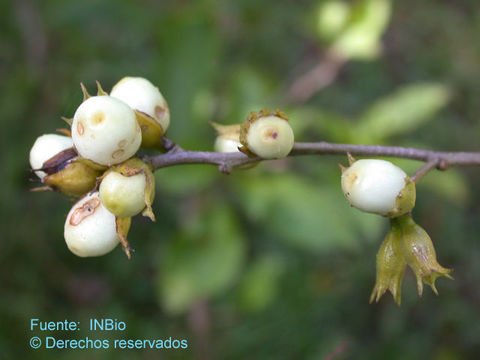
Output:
[{"xmin": 1, "ymin": 0, "xmax": 480, "ymax": 359}]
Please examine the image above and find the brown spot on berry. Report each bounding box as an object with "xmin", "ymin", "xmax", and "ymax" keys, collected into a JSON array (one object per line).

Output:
[
  {"xmin": 70, "ymin": 198, "xmax": 101, "ymax": 226},
  {"xmin": 154, "ymin": 105, "xmax": 165, "ymax": 120},
  {"xmin": 112, "ymin": 149, "xmax": 125, "ymax": 159},
  {"xmin": 77, "ymin": 121, "xmax": 85, "ymax": 135},
  {"xmin": 91, "ymin": 111, "xmax": 105, "ymax": 125},
  {"xmin": 264, "ymin": 127, "xmax": 279, "ymax": 140},
  {"xmin": 118, "ymin": 139, "xmax": 127, "ymax": 148}
]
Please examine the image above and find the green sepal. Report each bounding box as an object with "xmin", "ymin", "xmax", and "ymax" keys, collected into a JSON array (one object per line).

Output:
[
  {"xmin": 370, "ymin": 223, "xmax": 406, "ymax": 306},
  {"xmin": 95, "ymin": 80, "xmax": 108, "ymax": 96},
  {"xmin": 115, "ymin": 216, "xmax": 132, "ymax": 259},
  {"xmin": 387, "ymin": 177, "xmax": 416, "ymax": 218},
  {"xmin": 393, "ymin": 213, "xmax": 453, "ymax": 297},
  {"xmin": 135, "ymin": 110, "xmax": 165, "ymax": 149}
]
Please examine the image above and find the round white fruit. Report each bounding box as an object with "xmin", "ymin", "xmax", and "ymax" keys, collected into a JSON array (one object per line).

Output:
[
  {"xmin": 64, "ymin": 192, "xmax": 120, "ymax": 257},
  {"xmin": 110, "ymin": 76, "xmax": 170, "ymax": 133},
  {"xmin": 214, "ymin": 137, "xmax": 241, "ymax": 153},
  {"xmin": 99, "ymin": 172, "xmax": 147, "ymax": 218},
  {"xmin": 246, "ymin": 116, "xmax": 294, "ymax": 159},
  {"xmin": 71, "ymin": 96, "xmax": 141, "ymax": 166},
  {"xmin": 341, "ymin": 159, "xmax": 408, "ymax": 215},
  {"xmin": 29, "ymin": 134, "xmax": 73, "ymax": 179}
]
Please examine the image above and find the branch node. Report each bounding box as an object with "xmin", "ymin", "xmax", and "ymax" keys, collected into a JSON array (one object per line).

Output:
[
  {"xmin": 438, "ymin": 159, "xmax": 449, "ymax": 171},
  {"xmin": 218, "ymin": 163, "xmax": 232, "ymax": 174}
]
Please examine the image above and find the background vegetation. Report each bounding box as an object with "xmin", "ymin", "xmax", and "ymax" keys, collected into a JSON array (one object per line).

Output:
[{"xmin": 1, "ymin": 0, "xmax": 480, "ymax": 359}]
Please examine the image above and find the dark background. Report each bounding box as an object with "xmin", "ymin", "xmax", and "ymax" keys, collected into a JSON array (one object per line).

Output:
[{"xmin": 1, "ymin": 0, "xmax": 480, "ymax": 359}]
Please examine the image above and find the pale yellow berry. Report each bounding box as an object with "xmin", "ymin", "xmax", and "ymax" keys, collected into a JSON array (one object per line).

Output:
[
  {"xmin": 241, "ymin": 113, "xmax": 294, "ymax": 159},
  {"xmin": 71, "ymin": 96, "xmax": 141, "ymax": 166},
  {"xmin": 99, "ymin": 172, "xmax": 147, "ymax": 218}
]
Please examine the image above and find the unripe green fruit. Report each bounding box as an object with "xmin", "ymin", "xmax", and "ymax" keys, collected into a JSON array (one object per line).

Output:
[
  {"xmin": 110, "ymin": 77, "xmax": 170, "ymax": 148},
  {"xmin": 71, "ymin": 96, "xmax": 142, "ymax": 166},
  {"xmin": 341, "ymin": 159, "xmax": 415, "ymax": 217},
  {"xmin": 240, "ymin": 110, "xmax": 294, "ymax": 159},
  {"xmin": 100, "ymin": 172, "xmax": 148, "ymax": 218},
  {"xmin": 29, "ymin": 134, "xmax": 73, "ymax": 179},
  {"xmin": 64, "ymin": 192, "xmax": 129, "ymax": 257}
]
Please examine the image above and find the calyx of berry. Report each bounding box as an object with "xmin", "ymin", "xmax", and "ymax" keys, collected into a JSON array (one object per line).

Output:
[{"xmin": 370, "ymin": 213, "xmax": 453, "ymax": 305}]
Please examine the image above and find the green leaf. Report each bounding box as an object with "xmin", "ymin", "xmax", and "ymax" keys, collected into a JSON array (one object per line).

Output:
[
  {"xmin": 237, "ymin": 255, "xmax": 285, "ymax": 312},
  {"xmin": 157, "ymin": 205, "xmax": 246, "ymax": 315},
  {"xmin": 237, "ymin": 174, "xmax": 383, "ymax": 252},
  {"xmin": 287, "ymin": 106, "xmax": 354, "ymax": 143},
  {"xmin": 356, "ymin": 83, "xmax": 451, "ymax": 143},
  {"xmin": 154, "ymin": 166, "xmax": 218, "ymax": 195},
  {"xmin": 419, "ymin": 169, "xmax": 469, "ymax": 207},
  {"xmin": 332, "ymin": 0, "xmax": 392, "ymax": 60}
]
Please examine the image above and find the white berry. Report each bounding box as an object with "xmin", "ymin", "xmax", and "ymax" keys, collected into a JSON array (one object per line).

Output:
[
  {"xmin": 29, "ymin": 134, "xmax": 73, "ymax": 179},
  {"xmin": 341, "ymin": 159, "xmax": 410, "ymax": 216},
  {"xmin": 110, "ymin": 77, "xmax": 170, "ymax": 133},
  {"xmin": 99, "ymin": 172, "xmax": 148, "ymax": 218},
  {"xmin": 214, "ymin": 137, "xmax": 241, "ymax": 153},
  {"xmin": 242, "ymin": 114, "xmax": 294, "ymax": 159},
  {"xmin": 64, "ymin": 192, "xmax": 120, "ymax": 257},
  {"xmin": 71, "ymin": 96, "xmax": 141, "ymax": 166}
]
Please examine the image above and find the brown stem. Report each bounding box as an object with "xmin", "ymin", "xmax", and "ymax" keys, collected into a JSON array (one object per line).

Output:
[
  {"xmin": 146, "ymin": 139, "xmax": 480, "ymax": 175},
  {"xmin": 187, "ymin": 299, "xmax": 211, "ymax": 360},
  {"xmin": 287, "ymin": 50, "xmax": 346, "ymax": 103},
  {"xmin": 411, "ymin": 158, "xmax": 440, "ymax": 183}
]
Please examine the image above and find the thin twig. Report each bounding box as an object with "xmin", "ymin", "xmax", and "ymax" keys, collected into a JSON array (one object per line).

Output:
[
  {"xmin": 146, "ymin": 139, "xmax": 480, "ymax": 174},
  {"xmin": 287, "ymin": 50, "xmax": 346, "ymax": 103},
  {"xmin": 411, "ymin": 158, "xmax": 440, "ymax": 183}
]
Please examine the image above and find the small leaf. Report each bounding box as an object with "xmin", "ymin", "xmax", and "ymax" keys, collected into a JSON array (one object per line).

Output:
[
  {"xmin": 332, "ymin": 0, "xmax": 392, "ymax": 60},
  {"xmin": 356, "ymin": 83, "xmax": 451, "ymax": 143}
]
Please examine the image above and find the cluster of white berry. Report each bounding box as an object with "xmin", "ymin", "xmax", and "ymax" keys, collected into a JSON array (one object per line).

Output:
[
  {"xmin": 29, "ymin": 77, "xmax": 168, "ymax": 258},
  {"xmin": 29, "ymin": 78, "xmax": 296, "ymax": 259}
]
